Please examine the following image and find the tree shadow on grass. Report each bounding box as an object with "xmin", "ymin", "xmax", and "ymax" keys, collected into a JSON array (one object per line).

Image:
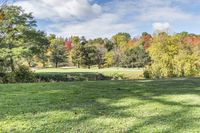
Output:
[
  {"xmin": 124, "ymin": 107, "xmax": 200, "ymax": 133},
  {"xmin": 1, "ymin": 78, "xmax": 200, "ymax": 132}
]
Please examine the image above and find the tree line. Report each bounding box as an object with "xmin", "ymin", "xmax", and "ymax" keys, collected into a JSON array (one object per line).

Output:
[{"xmin": 1, "ymin": 5, "xmax": 200, "ymax": 79}]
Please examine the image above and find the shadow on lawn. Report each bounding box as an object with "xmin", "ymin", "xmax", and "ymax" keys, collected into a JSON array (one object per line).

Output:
[{"xmin": 1, "ymin": 78, "xmax": 200, "ymax": 132}]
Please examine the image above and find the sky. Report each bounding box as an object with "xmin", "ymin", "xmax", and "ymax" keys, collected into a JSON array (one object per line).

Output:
[{"xmin": 12, "ymin": 0, "xmax": 200, "ymax": 39}]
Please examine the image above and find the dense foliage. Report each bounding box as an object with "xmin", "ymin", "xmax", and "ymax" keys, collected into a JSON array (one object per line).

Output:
[
  {"xmin": 1, "ymin": 5, "xmax": 200, "ymax": 82},
  {"xmin": 0, "ymin": 6, "xmax": 36, "ymax": 71},
  {"xmin": 146, "ymin": 33, "xmax": 200, "ymax": 78}
]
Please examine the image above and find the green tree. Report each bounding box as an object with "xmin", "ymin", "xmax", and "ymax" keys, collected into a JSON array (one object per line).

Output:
[
  {"xmin": 71, "ymin": 36, "xmax": 86, "ymax": 68},
  {"xmin": 96, "ymin": 44, "xmax": 107, "ymax": 69},
  {"xmin": 111, "ymin": 33, "xmax": 131, "ymax": 67},
  {"xmin": 71, "ymin": 36, "xmax": 80, "ymax": 46},
  {"xmin": 71, "ymin": 44, "xmax": 83, "ymax": 68},
  {"xmin": 104, "ymin": 52, "xmax": 113, "ymax": 68},
  {"xmin": 81, "ymin": 44, "xmax": 97, "ymax": 69},
  {"xmin": 88, "ymin": 38, "xmax": 107, "ymax": 69},
  {"xmin": 0, "ymin": 5, "xmax": 36, "ymax": 71},
  {"xmin": 112, "ymin": 32, "xmax": 131, "ymax": 46},
  {"xmin": 104, "ymin": 38, "xmax": 114, "ymax": 51},
  {"xmin": 121, "ymin": 45, "xmax": 150, "ymax": 68},
  {"xmin": 176, "ymin": 31, "xmax": 189, "ymax": 38},
  {"xmin": 23, "ymin": 30, "xmax": 49, "ymax": 67},
  {"xmin": 146, "ymin": 34, "xmax": 200, "ymax": 78},
  {"xmin": 173, "ymin": 45, "xmax": 199, "ymax": 77},
  {"xmin": 147, "ymin": 35, "xmax": 178, "ymax": 78},
  {"xmin": 50, "ymin": 37, "xmax": 68, "ymax": 68},
  {"xmin": 0, "ymin": 54, "xmax": 8, "ymax": 73}
]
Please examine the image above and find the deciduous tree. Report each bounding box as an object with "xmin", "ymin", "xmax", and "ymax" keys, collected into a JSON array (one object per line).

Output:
[
  {"xmin": 0, "ymin": 6, "xmax": 36, "ymax": 71},
  {"xmin": 50, "ymin": 37, "xmax": 68, "ymax": 68}
]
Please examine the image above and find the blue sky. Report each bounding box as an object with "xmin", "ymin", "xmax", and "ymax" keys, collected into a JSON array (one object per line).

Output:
[{"xmin": 13, "ymin": 0, "xmax": 200, "ymax": 38}]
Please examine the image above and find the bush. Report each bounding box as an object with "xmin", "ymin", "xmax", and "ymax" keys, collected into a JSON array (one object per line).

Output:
[
  {"xmin": 35, "ymin": 73, "xmax": 109, "ymax": 82},
  {"xmin": 0, "ymin": 65, "xmax": 36, "ymax": 83},
  {"xmin": 0, "ymin": 72, "xmax": 6, "ymax": 83},
  {"xmin": 0, "ymin": 69, "xmax": 13, "ymax": 83},
  {"xmin": 143, "ymin": 69, "xmax": 150, "ymax": 79},
  {"xmin": 0, "ymin": 64, "xmax": 6, "ymax": 83},
  {"xmin": 15, "ymin": 65, "xmax": 36, "ymax": 83},
  {"xmin": 36, "ymin": 74, "xmax": 67, "ymax": 82},
  {"xmin": 2, "ymin": 72, "xmax": 16, "ymax": 83}
]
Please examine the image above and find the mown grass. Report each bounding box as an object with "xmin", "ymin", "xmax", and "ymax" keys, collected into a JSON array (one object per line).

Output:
[
  {"xmin": 35, "ymin": 67, "xmax": 144, "ymax": 80},
  {"xmin": 1, "ymin": 79, "xmax": 200, "ymax": 132}
]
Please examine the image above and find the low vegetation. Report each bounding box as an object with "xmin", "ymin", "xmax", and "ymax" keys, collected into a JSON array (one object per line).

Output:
[{"xmin": 0, "ymin": 67, "xmax": 144, "ymax": 83}]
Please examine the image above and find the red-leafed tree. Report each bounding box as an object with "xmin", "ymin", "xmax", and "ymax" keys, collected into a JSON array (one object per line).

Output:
[
  {"xmin": 141, "ymin": 32, "xmax": 152, "ymax": 49},
  {"xmin": 182, "ymin": 35, "xmax": 200, "ymax": 46},
  {"xmin": 64, "ymin": 39, "xmax": 73, "ymax": 50}
]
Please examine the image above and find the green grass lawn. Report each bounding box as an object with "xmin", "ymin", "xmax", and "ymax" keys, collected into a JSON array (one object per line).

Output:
[
  {"xmin": 1, "ymin": 79, "xmax": 200, "ymax": 132},
  {"xmin": 35, "ymin": 67, "xmax": 144, "ymax": 80}
]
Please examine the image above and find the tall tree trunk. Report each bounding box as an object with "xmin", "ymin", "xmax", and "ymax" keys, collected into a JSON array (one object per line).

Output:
[
  {"xmin": 42, "ymin": 61, "xmax": 46, "ymax": 68},
  {"xmin": 98, "ymin": 63, "xmax": 101, "ymax": 69},
  {"xmin": 8, "ymin": 43, "xmax": 15, "ymax": 72},
  {"xmin": 55, "ymin": 62, "xmax": 58, "ymax": 68},
  {"xmin": 10, "ymin": 57, "xmax": 15, "ymax": 72},
  {"xmin": 28, "ymin": 61, "xmax": 31, "ymax": 67}
]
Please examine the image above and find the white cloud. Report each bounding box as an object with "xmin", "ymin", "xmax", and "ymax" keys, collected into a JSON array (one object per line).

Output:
[
  {"xmin": 14, "ymin": 0, "xmax": 102, "ymax": 20},
  {"xmin": 47, "ymin": 13, "xmax": 136, "ymax": 39},
  {"xmin": 13, "ymin": 0, "xmax": 200, "ymax": 38},
  {"xmin": 139, "ymin": 7, "xmax": 192, "ymax": 22},
  {"xmin": 152, "ymin": 22, "xmax": 170, "ymax": 33},
  {"xmin": 135, "ymin": 0, "xmax": 193, "ymax": 22},
  {"xmin": 104, "ymin": 0, "xmax": 193, "ymax": 22}
]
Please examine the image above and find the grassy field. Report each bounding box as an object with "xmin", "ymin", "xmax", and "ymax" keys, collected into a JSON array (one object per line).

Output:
[
  {"xmin": 1, "ymin": 79, "xmax": 200, "ymax": 132},
  {"xmin": 35, "ymin": 67, "xmax": 144, "ymax": 80}
]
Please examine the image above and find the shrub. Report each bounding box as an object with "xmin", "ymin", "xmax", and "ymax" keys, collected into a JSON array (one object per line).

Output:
[
  {"xmin": 35, "ymin": 73, "xmax": 109, "ymax": 82},
  {"xmin": 0, "ymin": 72, "xmax": 6, "ymax": 83},
  {"xmin": 2, "ymin": 72, "xmax": 16, "ymax": 83},
  {"xmin": 36, "ymin": 74, "xmax": 67, "ymax": 82},
  {"xmin": 15, "ymin": 65, "xmax": 36, "ymax": 83},
  {"xmin": 143, "ymin": 69, "xmax": 150, "ymax": 79}
]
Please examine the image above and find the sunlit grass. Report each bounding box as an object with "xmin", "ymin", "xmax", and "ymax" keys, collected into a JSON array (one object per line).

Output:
[
  {"xmin": 35, "ymin": 67, "xmax": 144, "ymax": 79},
  {"xmin": 1, "ymin": 79, "xmax": 200, "ymax": 132}
]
